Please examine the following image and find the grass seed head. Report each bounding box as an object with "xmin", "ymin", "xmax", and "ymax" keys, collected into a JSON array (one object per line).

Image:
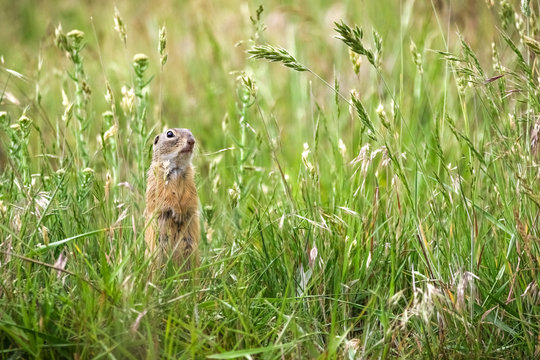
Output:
[
  {"xmin": 410, "ymin": 40, "xmax": 423, "ymax": 74},
  {"xmin": 120, "ymin": 86, "xmax": 135, "ymax": 113},
  {"xmin": 334, "ymin": 21, "xmax": 376, "ymax": 68},
  {"xmin": 515, "ymin": 13, "xmax": 525, "ymax": 36},
  {"xmin": 66, "ymin": 30, "xmax": 85, "ymax": 51},
  {"xmin": 248, "ymin": 44, "xmax": 308, "ymax": 72},
  {"xmin": 159, "ymin": 26, "xmax": 168, "ymax": 66},
  {"xmin": 105, "ymin": 171, "xmax": 112, "ymax": 202},
  {"xmin": 499, "ymin": 0, "xmax": 515, "ymax": 30},
  {"xmin": 228, "ymin": 182, "xmax": 240, "ymax": 207},
  {"xmin": 133, "ymin": 53, "xmax": 149, "ymax": 76},
  {"xmin": 114, "ymin": 7, "xmax": 127, "ymax": 45},
  {"xmin": 338, "ymin": 138, "xmax": 347, "ymax": 158},
  {"xmin": 103, "ymin": 123, "xmax": 118, "ymax": 142},
  {"xmin": 301, "ymin": 143, "xmax": 315, "ymax": 175},
  {"xmin": 54, "ymin": 24, "xmax": 68, "ymax": 51},
  {"xmin": 82, "ymin": 167, "xmax": 94, "ymax": 173},
  {"xmin": 62, "ymin": 103, "xmax": 73, "ymax": 123},
  {"xmin": 348, "ymin": 48, "xmax": 362, "ymax": 75},
  {"xmin": 102, "ymin": 111, "xmax": 114, "ymax": 126},
  {"xmin": 376, "ymin": 103, "xmax": 390, "ymax": 129}
]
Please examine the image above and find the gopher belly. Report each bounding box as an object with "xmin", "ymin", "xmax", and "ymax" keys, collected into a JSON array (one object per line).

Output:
[{"xmin": 156, "ymin": 208, "xmax": 198, "ymax": 268}]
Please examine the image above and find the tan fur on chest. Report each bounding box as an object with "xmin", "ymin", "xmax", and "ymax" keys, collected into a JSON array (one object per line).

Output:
[{"xmin": 148, "ymin": 167, "xmax": 197, "ymax": 217}]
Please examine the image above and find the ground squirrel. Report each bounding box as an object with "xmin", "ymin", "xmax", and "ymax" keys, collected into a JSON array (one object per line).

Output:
[{"xmin": 144, "ymin": 128, "xmax": 200, "ymax": 270}]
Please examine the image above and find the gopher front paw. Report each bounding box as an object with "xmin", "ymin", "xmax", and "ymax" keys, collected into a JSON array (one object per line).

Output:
[{"xmin": 183, "ymin": 236, "xmax": 193, "ymax": 253}]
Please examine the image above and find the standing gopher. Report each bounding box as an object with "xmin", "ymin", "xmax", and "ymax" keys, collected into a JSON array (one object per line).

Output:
[{"xmin": 144, "ymin": 128, "xmax": 200, "ymax": 270}]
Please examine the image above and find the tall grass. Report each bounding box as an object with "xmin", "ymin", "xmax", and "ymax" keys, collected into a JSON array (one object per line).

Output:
[{"xmin": 1, "ymin": 1, "xmax": 539, "ymax": 358}]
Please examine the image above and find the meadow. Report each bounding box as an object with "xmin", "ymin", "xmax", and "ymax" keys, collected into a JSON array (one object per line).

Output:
[{"xmin": 0, "ymin": 0, "xmax": 539, "ymax": 358}]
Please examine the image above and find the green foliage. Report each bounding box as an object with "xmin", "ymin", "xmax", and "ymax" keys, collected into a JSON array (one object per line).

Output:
[{"xmin": 0, "ymin": 1, "xmax": 539, "ymax": 359}]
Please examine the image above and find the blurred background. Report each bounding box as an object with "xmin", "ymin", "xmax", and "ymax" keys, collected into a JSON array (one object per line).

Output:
[
  {"xmin": 0, "ymin": 0, "xmax": 506, "ymax": 199},
  {"xmin": 0, "ymin": 0, "xmax": 501, "ymax": 149}
]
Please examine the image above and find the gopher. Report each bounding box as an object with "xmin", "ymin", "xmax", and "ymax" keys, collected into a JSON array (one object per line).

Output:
[{"xmin": 144, "ymin": 128, "xmax": 200, "ymax": 270}]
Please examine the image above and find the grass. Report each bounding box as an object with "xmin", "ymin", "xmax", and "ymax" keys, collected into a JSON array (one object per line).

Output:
[{"xmin": 1, "ymin": 0, "xmax": 539, "ymax": 358}]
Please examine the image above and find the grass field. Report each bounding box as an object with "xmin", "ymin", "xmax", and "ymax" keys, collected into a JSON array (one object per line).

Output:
[{"xmin": 1, "ymin": 0, "xmax": 539, "ymax": 358}]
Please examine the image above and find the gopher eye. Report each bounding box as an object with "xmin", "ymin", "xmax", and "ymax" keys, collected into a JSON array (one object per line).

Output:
[{"xmin": 166, "ymin": 130, "xmax": 174, "ymax": 138}]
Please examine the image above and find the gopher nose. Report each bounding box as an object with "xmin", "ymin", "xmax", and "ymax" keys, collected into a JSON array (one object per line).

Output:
[{"xmin": 187, "ymin": 136, "xmax": 195, "ymax": 146}]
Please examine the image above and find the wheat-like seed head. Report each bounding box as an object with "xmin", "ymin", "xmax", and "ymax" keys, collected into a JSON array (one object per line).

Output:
[
  {"xmin": 334, "ymin": 21, "xmax": 375, "ymax": 67},
  {"xmin": 248, "ymin": 44, "xmax": 307, "ymax": 72},
  {"xmin": 159, "ymin": 26, "xmax": 168, "ymax": 66},
  {"xmin": 114, "ymin": 7, "xmax": 127, "ymax": 45}
]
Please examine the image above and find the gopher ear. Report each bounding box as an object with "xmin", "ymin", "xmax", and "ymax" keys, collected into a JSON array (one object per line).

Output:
[{"xmin": 153, "ymin": 135, "xmax": 159, "ymax": 145}]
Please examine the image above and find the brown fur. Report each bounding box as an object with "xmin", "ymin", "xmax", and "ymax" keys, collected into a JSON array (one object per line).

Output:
[{"xmin": 144, "ymin": 128, "xmax": 200, "ymax": 270}]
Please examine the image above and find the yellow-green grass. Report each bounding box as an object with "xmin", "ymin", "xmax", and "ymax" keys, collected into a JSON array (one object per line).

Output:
[{"xmin": 0, "ymin": 1, "xmax": 539, "ymax": 358}]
